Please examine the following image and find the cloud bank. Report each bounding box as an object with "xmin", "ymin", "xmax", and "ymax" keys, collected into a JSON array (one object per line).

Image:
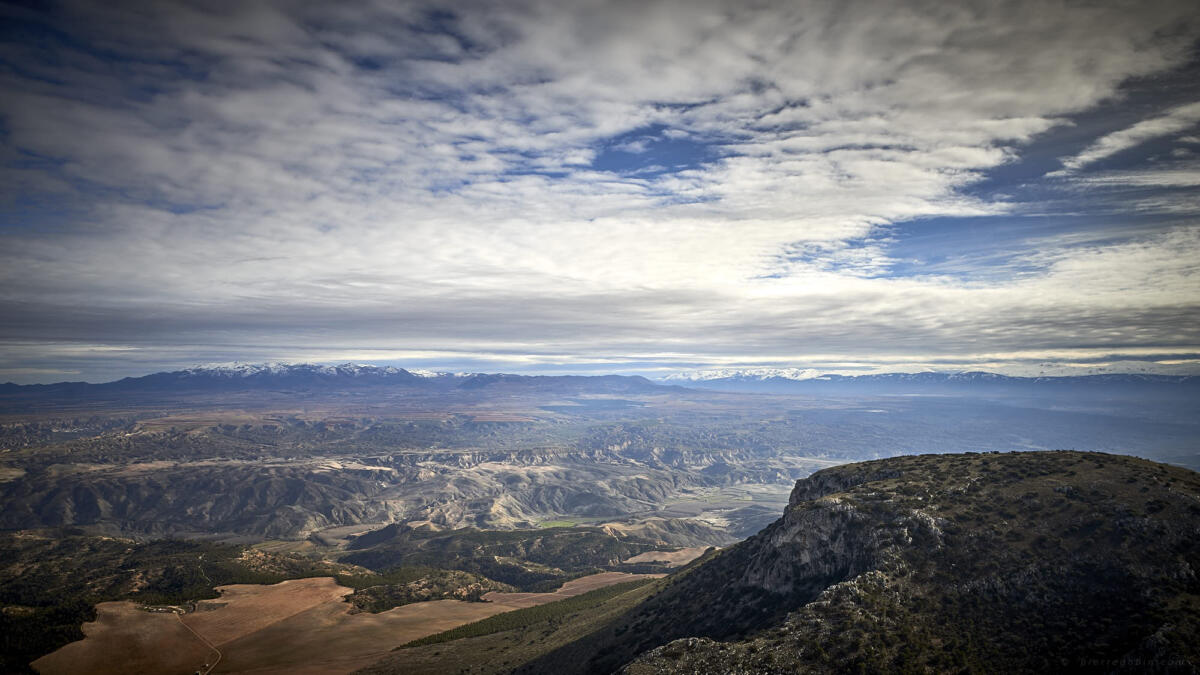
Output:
[{"xmin": 1, "ymin": 0, "xmax": 1199, "ymax": 382}]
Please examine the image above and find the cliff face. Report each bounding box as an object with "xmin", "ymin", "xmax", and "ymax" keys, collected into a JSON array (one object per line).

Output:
[
  {"xmin": 517, "ymin": 460, "xmax": 931, "ymax": 674},
  {"xmin": 526, "ymin": 451, "xmax": 1200, "ymax": 675},
  {"xmin": 739, "ymin": 492, "xmax": 879, "ymax": 595}
]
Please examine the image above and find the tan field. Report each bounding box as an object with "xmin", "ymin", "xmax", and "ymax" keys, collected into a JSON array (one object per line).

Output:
[
  {"xmin": 184, "ymin": 577, "xmax": 353, "ymax": 647},
  {"xmin": 480, "ymin": 571, "xmax": 664, "ymax": 609},
  {"xmin": 622, "ymin": 546, "xmax": 710, "ymax": 567},
  {"xmin": 32, "ymin": 603, "xmax": 217, "ymax": 675},
  {"xmin": 34, "ymin": 573, "xmax": 662, "ymax": 675}
]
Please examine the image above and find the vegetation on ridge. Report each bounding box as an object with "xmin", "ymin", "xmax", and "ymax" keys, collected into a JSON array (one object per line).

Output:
[
  {"xmin": 520, "ymin": 451, "xmax": 1200, "ymax": 674},
  {"xmin": 343, "ymin": 525, "xmax": 665, "ymax": 590}
]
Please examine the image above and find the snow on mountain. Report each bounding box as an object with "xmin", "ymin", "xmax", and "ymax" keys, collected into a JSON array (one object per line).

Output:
[
  {"xmin": 181, "ymin": 362, "xmax": 410, "ymax": 378},
  {"xmin": 663, "ymin": 368, "xmax": 825, "ymax": 382},
  {"xmin": 407, "ymin": 368, "xmax": 459, "ymax": 378},
  {"xmin": 662, "ymin": 369, "xmax": 1061, "ymax": 384},
  {"xmin": 182, "ymin": 362, "xmax": 289, "ymax": 378}
]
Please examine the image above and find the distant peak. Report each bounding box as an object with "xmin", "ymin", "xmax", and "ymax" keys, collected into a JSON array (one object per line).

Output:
[
  {"xmin": 657, "ymin": 368, "xmax": 1198, "ymax": 391},
  {"xmin": 663, "ymin": 367, "xmax": 826, "ymax": 382},
  {"xmin": 175, "ymin": 362, "xmax": 413, "ymax": 378},
  {"xmin": 408, "ymin": 368, "xmax": 455, "ymax": 378}
]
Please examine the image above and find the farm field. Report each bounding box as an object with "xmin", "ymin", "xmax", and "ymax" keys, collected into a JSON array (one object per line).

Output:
[
  {"xmin": 32, "ymin": 603, "xmax": 216, "ymax": 675},
  {"xmin": 622, "ymin": 546, "xmax": 709, "ymax": 567},
  {"xmin": 33, "ymin": 573, "xmax": 661, "ymax": 675}
]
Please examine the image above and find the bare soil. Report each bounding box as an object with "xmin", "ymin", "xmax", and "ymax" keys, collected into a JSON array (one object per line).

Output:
[
  {"xmin": 34, "ymin": 572, "xmax": 661, "ymax": 675},
  {"xmin": 183, "ymin": 577, "xmax": 352, "ymax": 647},
  {"xmin": 32, "ymin": 602, "xmax": 216, "ymax": 675},
  {"xmin": 623, "ymin": 547, "xmax": 710, "ymax": 567}
]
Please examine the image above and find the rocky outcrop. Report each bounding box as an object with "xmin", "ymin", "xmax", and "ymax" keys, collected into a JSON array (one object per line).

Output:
[
  {"xmin": 518, "ymin": 467, "xmax": 909, "ymax": 674},
  {"xmin": 525, "ymin": 451, "xmax": 1200, "ymax": 675},
  {"xmin": 786, "ymin": 465, "xmax": 901, "ymax": 506}
]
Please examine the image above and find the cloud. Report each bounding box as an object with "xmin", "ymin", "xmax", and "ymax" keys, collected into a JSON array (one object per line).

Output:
[
  {"xmin": 1, "ymin": 0, "xmax": 1199, "ymax": 382},
  {"xmin": 1070, "ymin": 166, "xmax": 1200, "ymax": 188},
  {"xmin": 1056, "ymin": 101, "xmax": 1200, "ymax": 172}
]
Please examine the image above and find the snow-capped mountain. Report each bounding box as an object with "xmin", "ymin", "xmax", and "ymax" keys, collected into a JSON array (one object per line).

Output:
[
  {"xmin": 407, "ymin": 368, "xmax": 456, "ymax": 378},
  {"xmin": 0, "ymin": 363, "xmax": 667, "ymax": 397},
  {"xmin": 180, "ymin": 362, "xmax": 412, "ymax": 379},
  {"xmin": 4, "ymin": 363, "xmax": 1193, "ymax": 400},
  {"xmin": 662, "ymin": 367, "xmax": 824, "ymax": 382},
  {"xmin": 107, "ymin": 362, "xmax": 428, "ymax": 391}
]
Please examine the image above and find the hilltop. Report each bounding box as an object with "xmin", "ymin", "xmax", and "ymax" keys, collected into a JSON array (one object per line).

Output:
[{"xmin": 458, "ymin": 451, "xmax": 1200, "ymax": 674}]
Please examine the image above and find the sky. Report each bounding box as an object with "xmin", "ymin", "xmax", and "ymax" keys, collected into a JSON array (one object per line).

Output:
[{"xmin": 2, "ymin": 0, "xmax": 1200, "ymax": 383}]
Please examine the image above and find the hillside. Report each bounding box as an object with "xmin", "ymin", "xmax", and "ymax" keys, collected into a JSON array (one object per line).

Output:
[
  {"xmin": 0, "ymin": 524, "xmax": 668, "ymax": 673},
  {"xmin": 507, "ymin": 451, "xmax": 1200, "ymax": 674},
  {"xmin": 0, "ymin": 531, "xmax": 369, "ymax": 673},
  {"xmin": 342, "ymin": 525, "xmax": 667, "ymax": 589}
]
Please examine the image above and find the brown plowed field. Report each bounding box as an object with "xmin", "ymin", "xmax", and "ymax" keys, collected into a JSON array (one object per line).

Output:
[
  {"xmin": 32, "ymin": 603, "xmax": 217, "ymax": 675},
  {"xmin": 33, "ymin": 572, "xmax": 661, "ymax": 675},
  {"xmin": 184, "ymin": 577, "xmax": 352, "ymax": 647},
  {"xmin": 622, "ymin": 546, "xmax": 709, "ymax": 567}
]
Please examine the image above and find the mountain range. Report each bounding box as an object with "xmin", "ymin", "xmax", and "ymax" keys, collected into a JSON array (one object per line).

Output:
[
  {"xmin": 5, "ymin": 362, "xmax": 1199, "ymax": 397},
  {"xmin": 0, "ymin": 363, "xmax": 667, "ymax": 400},
  {"xmin": 660, "ymin": 368, "xmax": 1200, "ymax": 397}
]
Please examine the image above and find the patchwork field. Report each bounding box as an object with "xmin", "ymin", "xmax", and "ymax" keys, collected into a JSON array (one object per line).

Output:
[{"xmin": 33, "ymin": 573, "xmax": 661, "ymax": 675}]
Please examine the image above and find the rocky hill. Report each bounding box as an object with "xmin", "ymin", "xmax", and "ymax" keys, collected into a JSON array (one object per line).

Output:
[{"xmin": 519, "ymin": 451, "xmax": 1200, "ymax": 674}]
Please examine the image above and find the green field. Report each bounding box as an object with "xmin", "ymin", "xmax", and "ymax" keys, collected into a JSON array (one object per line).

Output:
[
  {"xmin": 358, "ymin": 577, "xmax": 662, "ymax": 675},
  {"xmin": 401, "ymin": 578, "xmax": 655, "ymax": 648}
]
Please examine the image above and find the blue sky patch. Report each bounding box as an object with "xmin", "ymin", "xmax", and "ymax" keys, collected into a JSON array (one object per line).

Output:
[{"xmin": 591, "ymin": 124, "xmax": 720, "ymax": 176}]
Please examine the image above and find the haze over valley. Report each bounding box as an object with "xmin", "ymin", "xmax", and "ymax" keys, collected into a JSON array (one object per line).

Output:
[{"xmin": 3, "ymin": 364, "xmax": 1197, "ymax": 543}]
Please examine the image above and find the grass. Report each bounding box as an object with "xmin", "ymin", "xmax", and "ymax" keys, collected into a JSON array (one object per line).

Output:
[
  {"xmin": 536, "ymin": 520, "xmax": 578, "ymax": 528},
  {"xmin": 358, "ymin": 578, "xmax": 661, "ymax": 675},
  {"xmin": 400, "ymin": 578, "xmax": 655, "ymax": 648}
]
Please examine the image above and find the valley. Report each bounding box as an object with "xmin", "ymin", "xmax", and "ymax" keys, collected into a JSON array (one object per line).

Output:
[
  {"xmin": 6, "ymin": 1, "xmax": 1200, "ymax": 671},
  {"xmin": 3, "ymin": 366, "xmax": 1195, "ymax": 543},
  {"xmin": 1, "ymin": 365, "xmax": 1198, "ymax": 672}
]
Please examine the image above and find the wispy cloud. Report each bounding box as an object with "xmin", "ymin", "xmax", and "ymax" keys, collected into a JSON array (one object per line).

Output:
[
  {"xmin": 1056, "ymin": 101, "xmax": 1200, "ymax": 172},
  {"xmin": 1070, "ymin": 166, "xmax": 1200, "ymax": 188}
]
